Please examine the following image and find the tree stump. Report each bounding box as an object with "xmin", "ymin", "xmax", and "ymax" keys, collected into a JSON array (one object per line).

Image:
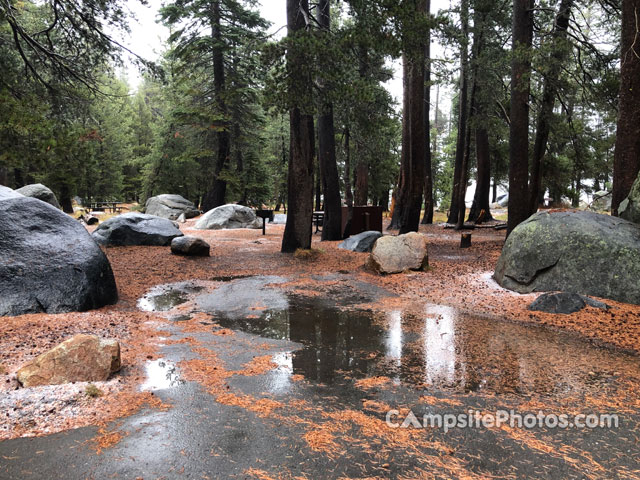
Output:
[{"xmin": 460, "ymin": 233, "xmax": 472, "ymax": 248}]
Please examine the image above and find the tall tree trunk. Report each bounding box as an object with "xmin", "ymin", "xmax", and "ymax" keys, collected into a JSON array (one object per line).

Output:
[
  {"xmin": 354, "ymin": 160, "xmax": 368, "ymax": 205},
  {"xmin": 59, "ymin": 183, "xmax": 74, "ymax": 214},
  {"xmin": 389, "ymin": 56, "xmax": 411, "ymax": 231},
  {"xmin": 398, "ymin": 10, "xmax": 426, "ymax": 234},
  {"xmin": 447, "ymin": 0, "xmax": 470, "ymax": 225},
  {"xmin": 421, "ymin": 0, "xmax": 434, "ymax": 225},
  {"xmin": 343, "ymin": 126, "xmax": 353, "ymax": 208},
  {"xmin": 466, "ymin": 4, "xmax": 492, "ymax": 224},
  {"xmin": 507, "ymin": 0, "xmax": 534, "ymax": 236},
  {"xmin": 282, "ymin": 0, "xmax": 314, "ymax": 253},
  {"xmin": 468, "ymin": 127, "xmax": 493, "ymax": 222},
  {"xmin": 612, "ymin": 0, "xmax": 640, "ymax": 215},
  {"xmin": 317, "ymin": 0, "xmax": 342, "ymax": 240},
  {"xmin": 528, "ymin": 0, "xmax": 573, "ymax": 216},
  {"xmin": 315, "ymin": 153, "xmax": 321, "ymax": 211},
  {"xmin": 201, "ymin": 0, "xmax": 230, "ymax": 212}
]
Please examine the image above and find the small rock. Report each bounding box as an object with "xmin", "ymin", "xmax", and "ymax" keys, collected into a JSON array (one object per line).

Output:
[
  {"xmin": 171, "ymin": 236, "xmax": 210, "ymax": 256},
  {"xmin": 17, "ymin": 335, "xmax": 121, "ymax": 387},
  {"xmin": 367, "ymin": 232, "xmax": 428, "ymax": 274},
  {"xmin": 338, "ymin": 231, "xmax": 382, "ymax": 253},
  {"xmin": 528, "ymin": 292, "xmax": 609, "ymax": 314}
]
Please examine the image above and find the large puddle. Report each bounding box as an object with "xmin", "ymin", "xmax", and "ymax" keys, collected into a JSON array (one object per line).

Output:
[{"xmin": 139, "ymin": 278, "xmax": 640, "ymax": 397}]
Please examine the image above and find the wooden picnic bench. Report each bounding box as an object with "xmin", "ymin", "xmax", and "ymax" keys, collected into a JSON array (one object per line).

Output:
[{"xmin": 87, "ymin": 201, "xmax": 124, "ymax": 213}]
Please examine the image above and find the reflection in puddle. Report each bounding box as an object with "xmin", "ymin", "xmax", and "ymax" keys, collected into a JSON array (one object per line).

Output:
[
  {"xmin": 218, "ymin": 297, "xmax": 640, "ymax": 397},
  {"xmin": 142, "ymin": 359, "xmax": 184, "ymax": 391},
  {"xmin": 138, "ymin": 283, "xmax": 204, "ymax": 312},
  {"xmin": 137, "ymin": 279, "xmax": 640, "ymax": 399}
]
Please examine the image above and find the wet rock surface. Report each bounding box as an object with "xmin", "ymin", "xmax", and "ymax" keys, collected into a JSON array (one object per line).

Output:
[
  {"xmin": 195, "ymin": 204, "xmax": 262, "ymax": 230},
  {"xmin": 92, "ymin": 212, "xmax": 183, "ymax": 246},
  {"xmin": 170, "ymin": 236, "xmax": 210, "ymax": 256},
  {"xmin": 338, "ymin": 230, "xmax": 382, "ymax": 253},
  {"xmin": 367, "ymin": 231, "xmax": 429, "ymax": 273},
  {"xmin": 0, "ymin": 185, "xmax": 23, "ymax": 200},
  {"xmin": 529, "ymin": 292, "xmax": 609, "ymax": 314},
  {"xmin": 0, "ymin": 196, "xmax": 118, "ymax": 316},
  {"xmin": 494, "ymin": 211, "xmax": 640, "ymax": 305},
  {"xmin": 17, "ymin": 334, "xmax": 120, "ymax": 387},
  {"xmin": 144, "ymin": 194, "xmax": 199, "ymax": 221},
  {"xmin": 15, "ymin": 184, "xmax": 60, "ymax": 209},
  {"xmin": 196, "ymin": 276, "xmax": 289, "ymax": 320}
]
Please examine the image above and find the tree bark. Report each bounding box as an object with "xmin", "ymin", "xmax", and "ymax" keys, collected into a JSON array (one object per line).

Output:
[
  {"xmin": 398, "ymin": 49, "xmax": 426, "ymax": 233},
  {"xmin": 282, "ymin": 0, "xmax": 314, "ymax": 252},
  {"xmin": 343, "ymin": 126, "xmax": 353, "ymax": 208},
  {"xmin": 317, "ymin": 0, "xmax": 341, "ymax": 242},
  {"xmin": 421, "ymin": 0, "xmax": 434, "ymax": 225},
  {"xmin": 507, "ymin": 0, "xmax": 534, "ymax": 236},
  {"xmin": 354, "ymin": 160, "xmax": 368, "ymax": 205},
  {"xmin": 201, "ymin": 0, "xmax": 230, "ymax": 212},
  {"xmin": 612, "ymin": 0, "xmax": 640, "ymax": 215},
  {"xmin": 468, "ymin": 126, "xmax": 493, "ymax": 222},
  {"xmin": 447, "ymin": 0, "xmax": 470, "ymax": 225},
  {"xmin": 528, "ymin": 0, "xmax": 573, "ymax": 216}
]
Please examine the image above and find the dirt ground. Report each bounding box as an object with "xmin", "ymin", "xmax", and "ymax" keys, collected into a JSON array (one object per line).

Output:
[{"xmin": 1, "ymin": 216, "xmax": 639, "ymax": 442}]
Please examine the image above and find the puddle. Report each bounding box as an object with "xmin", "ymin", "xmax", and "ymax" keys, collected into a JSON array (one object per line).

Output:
[
  {"xmin": 138, "ymin": 278, "xmax": 640, "ymax": 398},
  {"xmin": 218, "ymin": 298, "xmax": 640, "ymax": 397},
  {"xmin": 138, "ymin": 282, "xmax": 204, "ymax": 312},
  {"xmin": 141, "ymin": 359, "xmax": 184, "ymax": 390}
]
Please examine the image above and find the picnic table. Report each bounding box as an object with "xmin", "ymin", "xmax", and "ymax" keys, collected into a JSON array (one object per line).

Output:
[{"xmin": 87, "ymin": 201, "xmax": 124, "ymax": 213}]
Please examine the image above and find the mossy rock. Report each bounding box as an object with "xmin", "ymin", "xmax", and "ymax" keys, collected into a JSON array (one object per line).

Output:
[{"xmin": 494, "ymin": 211, "xmax": 640, "ymax": 305}]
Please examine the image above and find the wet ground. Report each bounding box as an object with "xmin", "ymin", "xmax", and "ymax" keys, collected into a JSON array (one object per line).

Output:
[{"xmin": 2, "ymin": 275, "xmax": 640, "ymax": 479}]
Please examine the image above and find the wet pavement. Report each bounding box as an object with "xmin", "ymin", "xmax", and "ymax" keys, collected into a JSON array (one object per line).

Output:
[{"xmin": 1, "ymin": 276, "xmax": 640, "ymax": 479}]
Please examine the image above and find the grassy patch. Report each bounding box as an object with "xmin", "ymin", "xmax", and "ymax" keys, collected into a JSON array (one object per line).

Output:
[{"xmin": 85, "ymin": 383, "xmax": 104, "ymax": 398}]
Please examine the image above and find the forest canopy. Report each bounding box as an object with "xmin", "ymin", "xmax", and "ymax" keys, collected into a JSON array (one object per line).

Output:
[{"xmin": 0, "ymin": 0, "xmax": 636, "ymax": 245}]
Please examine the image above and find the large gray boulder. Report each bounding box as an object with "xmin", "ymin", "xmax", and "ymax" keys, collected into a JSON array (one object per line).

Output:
[
  {"xmin": 367, "ymin": 232, "xmax": 428, "ymax": 274},
  {"xmin": 0, "ymin": 196, "xmax": 118, "ymax": 316},
  {"xmin": 145, "ymin": 194, "xmax": 200, "ymax": 221},
  {"xmin": 338, "ymin": 231, "xmax": 382, "ymax": 253},
  {"xmin": 195, "ymin": 204, "xmax": 262, "ymax": 230},
  {"xmin": 15, "ymin": 183, "xmax": 61, "ymax": 209},
  {"xmin": 494, "ymin": 210, "xmax": 640, "ymax": 305},
  {"xmin": 619, "ymin": 175, "xmax": 640, "ymax": 223},
  {"xmin": 92, "ymin": 212, "xmax": 183, "ymax": 246},
  {"xmin": 0, "ymin": 185, "xmax": 23, "ymax": 200}
]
